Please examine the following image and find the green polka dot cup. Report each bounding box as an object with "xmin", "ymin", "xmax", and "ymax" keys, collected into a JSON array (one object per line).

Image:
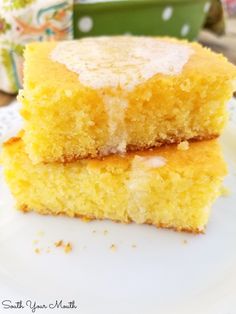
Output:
[{"xmin": 74, "ymin": 0, "xmax": 211, "ymax": 40}]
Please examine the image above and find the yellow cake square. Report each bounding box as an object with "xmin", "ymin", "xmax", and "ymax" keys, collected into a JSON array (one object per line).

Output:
[
  {"xmin": 1, "ymin": 135, "xmax": 227, "ymax": 233},
  {"xmin": 19, "ymin": 36, "xmax": 236, "ymax": 163}
]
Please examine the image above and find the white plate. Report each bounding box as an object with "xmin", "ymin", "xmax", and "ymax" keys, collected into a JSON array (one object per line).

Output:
[{"xmin": 0, "ymin": 100, "xmax": 236, "ymax": 314}]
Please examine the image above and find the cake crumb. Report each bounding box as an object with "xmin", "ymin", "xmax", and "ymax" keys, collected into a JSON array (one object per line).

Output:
[
  {"xmin": 131, "ymin": 244, "xmax": 137, "ymax": 248},
  {"xmin": 64, "ymin": 242, "xmax": 72, "ymax": 254},
  {"xmin": 103, "ymin": 229, "xmax": 108, "ymax": 235},
  {"xmin": 110, "ymin": 244, "xmax": 117, "ymax": 252},
  {"xmin": 183, "ymin": 239, "xmax": 188, "ymax": 245},
  {"xmin": 34, "ymin": 239, "xmax": 73, "ymax": 254},
  {"xmin": 81, "ymin": 217, "xmax": 92, "ymax": 222},
  {"xmin": 220, "ymin": 186, "xmax": 231, "ymax": 197},
  {"xmin": 54, "ymin": 240, "xmax": 64, "ymax": 247},
  {"xmin": 92, "ymin": 230, "xmax": 96, "ymax": 234},
  {"xmin": 177, "ymin": 141, "xmax": 189, "ymax": 151}
]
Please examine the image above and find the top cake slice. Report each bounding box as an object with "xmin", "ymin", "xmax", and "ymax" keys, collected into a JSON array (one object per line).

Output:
[{"xmin": 20, "ymin": 36, "xmax": 236, "ymax": 163}]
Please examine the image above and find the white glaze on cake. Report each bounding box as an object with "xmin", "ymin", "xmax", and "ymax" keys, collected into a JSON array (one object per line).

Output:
[
  {"xmin": 51, "ymin": 36, "xmax": 193, "ymax": 91},
  {"xmin": 134, "ymin": 155, "xmax": 167, "ymax": 168},
  {"xmin": 51, "ymin": 36, "xmax": 193, "ymax": 154},
  {"xmin": 99, "ymin": 94, "xmax": 128, "ymax": 155},
  {"xmin": 127, "ymin": 154, "xmax": 167, "ymax": 224}
]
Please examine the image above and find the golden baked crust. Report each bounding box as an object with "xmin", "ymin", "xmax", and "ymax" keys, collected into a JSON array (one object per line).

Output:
[{"xmin": 17, "ymin": 206, "xmax": 204, "ymax": 233}]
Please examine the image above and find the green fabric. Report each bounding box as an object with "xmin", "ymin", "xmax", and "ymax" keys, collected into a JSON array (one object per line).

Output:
[
  {"xmin": 0, "ymin": 49, "xmax": 16, "ymax": 92},
  {"xmin": 0, "ymin": 0, "xmax": 73, "ymax": 93},
  {"xmin": 3, "ymin": 0, "xmax": 36, "ymax": 10},
  {"xmin": 0, "ymin": 16, "xmax": 11, "ymax": 34}
]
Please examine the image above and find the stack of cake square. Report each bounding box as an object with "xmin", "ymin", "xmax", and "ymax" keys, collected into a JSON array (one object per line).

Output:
[{"xmin": 2, "ymin": 36, "xmax": 236, "ymax": 232}]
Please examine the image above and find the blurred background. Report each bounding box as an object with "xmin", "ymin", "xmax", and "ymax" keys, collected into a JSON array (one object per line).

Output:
[{"xmin": 0, "ymin": 0, "xmax": 236, "ymax": 105}]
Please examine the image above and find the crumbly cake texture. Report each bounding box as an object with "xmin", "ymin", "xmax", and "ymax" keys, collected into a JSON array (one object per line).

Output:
[
  {"xmin": 19, "ymin": 36, "xmax": 236, "ymax": 163},
  {"xmin": 1, "ymin": 136, "xmax": 227, "ymax": 233}
]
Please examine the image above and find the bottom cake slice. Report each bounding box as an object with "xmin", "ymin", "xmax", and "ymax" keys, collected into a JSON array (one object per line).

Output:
[{"xmin": 1, "ymin": 135, "xmax": 227, "ymax": 233}]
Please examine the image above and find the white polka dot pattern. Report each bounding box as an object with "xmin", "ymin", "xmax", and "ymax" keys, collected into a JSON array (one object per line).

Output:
[
  {"xmin": 181, "ymin": 24, "xmax": 190, "ymax": 36},
  {"xmin": 204, "ymin": 2, "xmax": 211, "ymax": 13},
  {"xmin": 162, "ymin": 6, "xmax": 173, "ymax": 21},
  {"xmin": 124, "ymin": 32, "xmax": 132, "ymax": 36},
  {"xmin": 78, "ymin": 16, "xmax": 93, "ymax": 33}
]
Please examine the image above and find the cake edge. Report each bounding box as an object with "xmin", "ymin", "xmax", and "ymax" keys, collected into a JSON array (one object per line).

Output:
[{"xmin": 18, "ymin": 204, "xmax": 206, "ymax": 234}]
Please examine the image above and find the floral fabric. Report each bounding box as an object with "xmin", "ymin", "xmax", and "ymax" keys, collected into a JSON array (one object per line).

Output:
[{"xmin": 0, "ymin": 0, "xmax": 73, "ymax": 93}]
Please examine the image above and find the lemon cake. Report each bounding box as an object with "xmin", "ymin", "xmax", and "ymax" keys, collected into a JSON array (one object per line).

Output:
[
  {"xmin": 1, "ymin": 135, "xmax": 227, "ymax": 233},
  {"xmin": 19, "ymin": 36, "xmax": 236, "ymax": 163}
]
